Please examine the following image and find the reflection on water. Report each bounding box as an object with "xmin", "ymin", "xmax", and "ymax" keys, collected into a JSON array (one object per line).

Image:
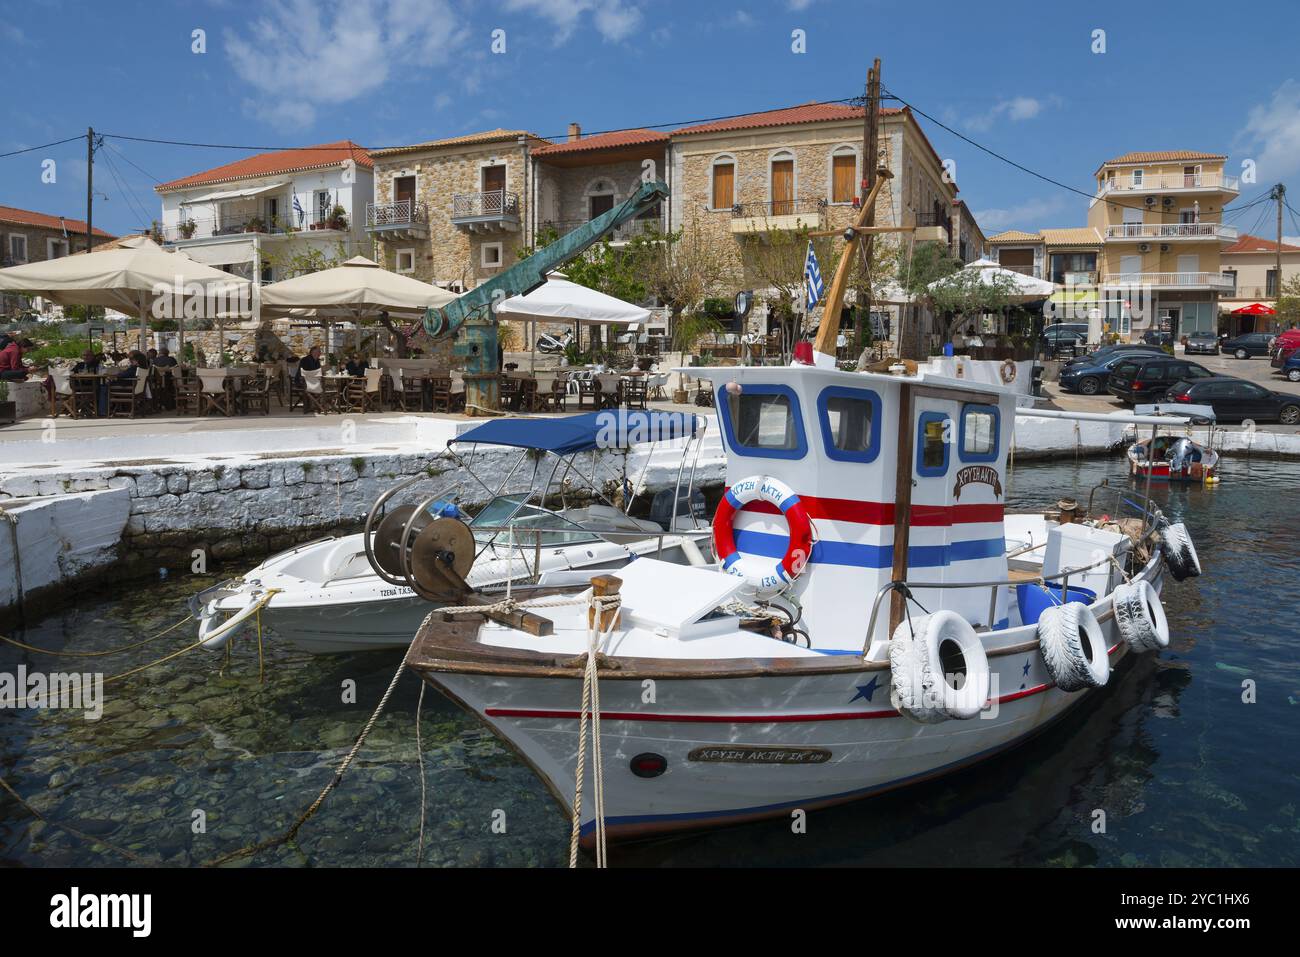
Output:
[{"xmin": 2, "ymin": 456, "xmax": 1297, "ymax": 867}]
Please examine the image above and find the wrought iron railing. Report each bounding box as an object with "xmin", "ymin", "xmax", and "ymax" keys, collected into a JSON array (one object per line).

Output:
[
  {"xmin": 366, "ymin": 200, "xmax": 429, "ymax": 228},
  {"xmin": 452, "ymin": 190, "xmax": 519, "ymax": 219}
]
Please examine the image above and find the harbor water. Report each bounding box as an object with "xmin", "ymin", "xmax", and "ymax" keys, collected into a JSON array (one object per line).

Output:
[{"xmin": 2, "ymin": 455, "xmax": 1297, "ymax": 867}]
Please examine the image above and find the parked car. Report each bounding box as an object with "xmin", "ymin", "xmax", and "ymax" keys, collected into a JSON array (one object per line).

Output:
[
  {"xmin": 1185, "ymin": 332, "xmax": 1219, "ymax": 355},
  {"xmin": 1279, "ymin": 352, "xmax": 1300, "ymax": 383},
  {"xmin": 1220, "ymin": 331, "xmax": 1276, "ymax": 359},
  {"xmin": 1064, "ymin": 343, "xmax": 1163, "ymax": 368},
  {"xmin": 1270, "ymin": 329, "xmax": 1300, "ymax": 368},
  {"xmin": 1167, "ymin": 377, "xmax": 1300, "ymax": 425},
  {"xmin": 1040, "ymin": 323, "xmax": 1089, "ymax": 357},
  {"xmin": 1141, "ymin": 329, "xmax": 1173, "ymax": 346},
  {"xmin": 1107, "ymin": 355, "xmax": 1216, "ymax": 404},
  {"xmin": 1059, "ymin": 349, "xmax": 1170, "ymax": 395}
]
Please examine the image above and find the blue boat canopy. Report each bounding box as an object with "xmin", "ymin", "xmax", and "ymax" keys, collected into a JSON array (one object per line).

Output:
[{"xmin": 450, "ymin": 411, "xmax": 697, "ymax": 456}]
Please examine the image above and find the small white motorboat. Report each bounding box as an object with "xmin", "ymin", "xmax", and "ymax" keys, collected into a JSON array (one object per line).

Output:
[
  {"xmin": 405, "ymin": 362, "xmax": 1203, "ymax": 847},
  {"xmin": 1127, "ymin": 434, "xmax": 1220, "ymax": 483},
  {"xmin": 191, "ymin": 411, "xmax": 711, "ymax": 654}
]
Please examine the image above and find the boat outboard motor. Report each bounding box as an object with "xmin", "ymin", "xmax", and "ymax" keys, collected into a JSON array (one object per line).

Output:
[
  {"xmin": 1168, "ymin": 437, "xmax": 1195, "ymax": 473},
  {"xmin": 650, "ymin": 487, "xmax": 707, "ymax": 530}
]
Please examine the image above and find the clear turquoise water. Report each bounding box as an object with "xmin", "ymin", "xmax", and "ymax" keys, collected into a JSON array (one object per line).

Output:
[{"xmin": 2, "ymin": 455, "xmax": 1297, "ymax": 867}]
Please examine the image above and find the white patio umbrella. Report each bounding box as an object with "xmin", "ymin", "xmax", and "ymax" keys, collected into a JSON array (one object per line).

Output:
[
  {"xmin": 495, "ymin": 272, "xmax": 651, "ymax": 371},
  {"xmin": 0, "ymin": 235, "xmax": 252, "ymax": 354},
  {"xmin": 927, "ymin": 258, "xmax": 1056, "ymax": 300}
]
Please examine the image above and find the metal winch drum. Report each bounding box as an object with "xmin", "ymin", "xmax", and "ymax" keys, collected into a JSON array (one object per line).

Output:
[{"xmin": 372, "ymin": 504, "xmax": 475, "ymax": 602}]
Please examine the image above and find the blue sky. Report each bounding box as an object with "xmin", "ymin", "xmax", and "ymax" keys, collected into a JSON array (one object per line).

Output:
[{"xmin": 4, "ymin": 0, "xmax": 1300, "ymax": 242}]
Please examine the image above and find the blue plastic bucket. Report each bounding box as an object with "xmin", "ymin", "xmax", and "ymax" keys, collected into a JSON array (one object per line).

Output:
[{"xmin": 1015, "ymin": 582, "xmax": 1096, "ymax": 626}]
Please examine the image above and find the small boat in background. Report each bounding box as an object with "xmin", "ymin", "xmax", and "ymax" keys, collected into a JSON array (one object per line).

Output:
[{"xmin": 1127, "ymin": 434, "xmax": 1219, "ymax": 483}]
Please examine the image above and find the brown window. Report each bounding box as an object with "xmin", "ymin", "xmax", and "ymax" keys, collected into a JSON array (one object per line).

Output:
[
  {"xmin": 481, "ymin": 165, "xmax": 505, "ymax": 195},
  {"xmin": 771, "ymin": 158, "xmax": 794, "ymax": 215},
  {"xmin": 711, "ymin": 162, "xmax": 734, "ymax": 209},
  {"xmin": 832, "ymin": 153, "xmax": 856, "ymax": 204}
]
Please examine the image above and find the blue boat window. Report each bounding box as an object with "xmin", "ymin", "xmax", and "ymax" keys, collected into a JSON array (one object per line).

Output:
[
  {"xmin": 717, "ymin": 384, "xmax": 807, "ymax": 460},
  {"xmin": 817, "ymin": 386, "xmax": 881, "ymax": 463},
  {"xmin": 959, "ymin": 403, "xmax": 1000, "ymax": 463},
  {"xmin": 916, "ymin": 411, "xmax": 950, "ymax": 477}
]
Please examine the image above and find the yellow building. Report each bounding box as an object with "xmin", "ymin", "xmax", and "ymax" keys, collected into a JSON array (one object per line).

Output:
[{"xmin": 991, "ymin": 150, "xmax": 1240, "ymax": 341}]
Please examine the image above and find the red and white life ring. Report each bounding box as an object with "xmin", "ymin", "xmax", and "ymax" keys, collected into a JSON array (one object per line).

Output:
[{"xmin": 713, "ymin": 475, "xmax": 813, "ymax": 598}]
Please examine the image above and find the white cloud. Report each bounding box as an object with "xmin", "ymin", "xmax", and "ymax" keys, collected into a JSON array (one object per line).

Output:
[
  {"xmin": 223, "ymin": 0, "xmax": 467, "ymax": 130},
  {"xmin": 1236, "ymin": 79, "xmax": 1300, "ymax": 180},
  {"xmin": 966, "ymin": 96, "xmax": 1047, "ymax": 133},
  {"xmin": 788, "ymin": 0, "xmax": 816, "ymax": 9},
  {"xmin": 504, "ymin": 0, "xmax": 643, "ymax": 43},
  {"xmin": 973, "ymin": 195, "xmax": 1069, "ymax": 232}
]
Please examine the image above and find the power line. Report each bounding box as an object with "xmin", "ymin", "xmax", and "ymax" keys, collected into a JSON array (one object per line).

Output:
[
  {"xmin": 97, "ymin": 145, "xmax": 154, "ymax": 229},
  {"xmin": 0, "ymin": 134, "xmax": 84, "ymax": 159},
  {"xmin": 102, "ymin": 140, "xmax": 163, "ymax": 184}
]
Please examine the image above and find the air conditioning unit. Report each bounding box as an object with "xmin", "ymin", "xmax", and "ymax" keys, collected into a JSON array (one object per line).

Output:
[
  {"xmin": 1160, "ymin": 243, "xmax": 1170, "ymax": 252},
  {"xmin": 1162, "ymin": 197, "xmax": 1174, "ymax": 206},
  {"xmin": 1138, "ymin": 243, "xmax": 1151, "ymax": 253},
  {"xmin": 1144, "ymin": 196, "xmax": 1156, "ymax": 206}
]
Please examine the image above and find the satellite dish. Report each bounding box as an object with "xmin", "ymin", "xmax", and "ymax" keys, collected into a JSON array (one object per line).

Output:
[{"xmin": 734, "ymin": 290, "xmax": 754, "ymax": 319}]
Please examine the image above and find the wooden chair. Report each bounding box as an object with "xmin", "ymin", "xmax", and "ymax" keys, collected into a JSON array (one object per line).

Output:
[
  {"xmin": 428, "ymin": 376, "xmax": 453, "ymax": 412},
  {"xmin": 517, "ymin": 377, "xmax": 538, "ymax": 412},
  {"xmin": 596, "ymin": 373, "xmax": 622, "ymax": 410},
  {"xmin": 500, "ymin": 376, "xmax": 521, "ymax": 411},
  {"xmin": 238, "ymin": 372, "xmax": 272, "ymax": 415},
  {"xmin": 174, "ymin": 372, "xmax": 202, "ymax": 415},
  {"xmin": 70, "ymin": 374, "xmax": 99, "ymax": 418},
  {"xmin": 301, "ymin": 368, "xmax": 331, "ymax": 414},
  {"xmin": 549, "ymin": 374, "xmax": 568, "ymax": 411},
  {"xmin": 48, "ymin": 369, "xmax": 77, "ymax": 417},
  {"xmin": 197, "ymin": 370, "xmax": 233, "ymax": 417},
  {"xmin": 108, "ymin": 373, "xmax": 148, "ymax": 418},
  {"xmin": 399, "ymin": 370, "xmax": 426, "ymax": 412},
  {"xmin": 622, "ymin": 376, "xmax": 648, "ymax": 410},
  {"xmin": 576, "ymin": 375, "xmax": 599, "ymax": 410}
]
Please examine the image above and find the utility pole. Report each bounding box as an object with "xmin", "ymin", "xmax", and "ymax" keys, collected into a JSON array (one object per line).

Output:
[
  {"xmin": 860, "ymin": 58, "xmax": 881, "ymax": 353},
  {"xmin": 85, "ymin": 127, "xmax": 94, "ymax": 256}
]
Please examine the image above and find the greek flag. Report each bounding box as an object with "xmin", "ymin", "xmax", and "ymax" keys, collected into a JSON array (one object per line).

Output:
[
  {"xmin": 804, "ymin": 240, "xmax": 824, "ymax": 311},
  {"xmin": 293, "ymin": 194, "xmax": 306, "ymax": 227}
]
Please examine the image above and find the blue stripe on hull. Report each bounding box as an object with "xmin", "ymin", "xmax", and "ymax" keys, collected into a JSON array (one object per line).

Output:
[{"xmin": 732, "ymin": 528, "xmax": 1005, "ymax": 569}]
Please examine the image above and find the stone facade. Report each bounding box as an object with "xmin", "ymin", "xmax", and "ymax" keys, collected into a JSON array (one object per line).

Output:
[{"xmin": 1, "ymin": 216, "xmax": 114, "ymax": 318}]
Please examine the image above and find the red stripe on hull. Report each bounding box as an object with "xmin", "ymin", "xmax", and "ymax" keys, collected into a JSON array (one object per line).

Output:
[{"xmin": 736, "ymin": 492, "xmax": 1003, "ymax": 527}]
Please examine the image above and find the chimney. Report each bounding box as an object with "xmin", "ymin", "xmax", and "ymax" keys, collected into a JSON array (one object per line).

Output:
[{"xmin": 567, "ymin": 123, "xmax": 581, "ymax": 142}]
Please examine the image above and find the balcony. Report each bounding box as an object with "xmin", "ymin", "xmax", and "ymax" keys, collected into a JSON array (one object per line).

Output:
[
  {"xmin": 1095, "ymin": 172, "xmax": 1240, "ymax": 197},
  {"xmin": 1103, "ymin": 271, "xmax": 1235, "ymax": 291},
  {"xmin": 1103, "ymin": 222, "xmax": 1237, "ymax": 242},
  {"xmin": 998, "ymin": 263, "xmax": 1041, "ymax": 278},
  {"xmin": 538, "ymin": 215, "xmax": 666, "ymax": 245},
  {"xmin": 162, "ymin": 210, "xmax": 346, "ymax": 243},
  {"xmin": 451, "ymin": 190, "xmax": 520, "ymax": 232},
  {"xmin": 365, "ymin": 200, "xmax": 429, "ymax": 240},
  {"xmin": 729, "ymin": 197, "xmax": 825, "ymax": 234}
]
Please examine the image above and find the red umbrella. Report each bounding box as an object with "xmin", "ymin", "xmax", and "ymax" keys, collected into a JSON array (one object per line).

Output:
[{"xmin": 1231, "ymin": 302, "xmax": 1276, "ymax": 315}]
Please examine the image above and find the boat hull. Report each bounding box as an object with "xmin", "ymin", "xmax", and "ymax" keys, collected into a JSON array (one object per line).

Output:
[{"xmin": 421, "ymin": 580, "xmax": 1151, "ymax": 844}]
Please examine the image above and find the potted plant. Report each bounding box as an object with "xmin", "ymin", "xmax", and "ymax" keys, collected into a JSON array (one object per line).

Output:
[
  {"xmin": 327, "ymin": 205, "xmax": 348, "ymax": 230},
  {"xmin": 179, "ymin": 218, "xmax": 198, "ymax": 239},
  {"xmin": 0, "ymin": 381, "xmax": 14, "ymax": 425},
  {"xmin": 244, "ymin": 217, "xmax": 266, "ymax": 234}
]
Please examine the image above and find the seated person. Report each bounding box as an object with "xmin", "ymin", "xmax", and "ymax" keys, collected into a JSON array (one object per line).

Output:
[
  {"xmin": 0, "ymin": 336, "xmax": 26, "ymax": 381},
  {"xmin": 153, "ymin": 347, "xmax": 177, "ymax": 368},
  {"xmin": 296, "ymin": 346, "xmax": 323, "ymax": 380},
  {"xmin": 72, "ymin": 349, "xmax": 103, "ymax": 374},
  {"xmin": 98, "ymin": 351, "xmax": 147, "ymax": 414},
  {"xmin": 344, "ymin": 353, "xmax": 367, "ymax": 377}
]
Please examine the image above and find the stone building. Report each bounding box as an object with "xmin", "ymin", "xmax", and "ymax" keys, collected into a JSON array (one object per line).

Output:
[{"xmin": 1, "ymin": 204, "xmax": 115, "ymax": 317}]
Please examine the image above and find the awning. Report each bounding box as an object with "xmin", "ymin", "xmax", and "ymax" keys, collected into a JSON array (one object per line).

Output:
[
  {"xmin": 1230, "ymin": 302, "xmax": 1276, "ymax": 316},
  {"xmin": 451, "ymin": 411, "xmax": 698, "ymax": 455},
  {"xmin": 181, "ymin": 182, "xmax": 287, "ymax": 204}
]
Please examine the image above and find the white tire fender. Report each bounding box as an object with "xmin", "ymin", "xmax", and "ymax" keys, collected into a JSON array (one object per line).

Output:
[
  {"xmin": 1161, "ymin": 521, "xmax": 1201, "ymax": 581},
  {"xmin": 1038, "ymin": 601, "xmax": 1110, "ymax": 692},
  {"xmin": 889, "ymin": 610, "xmax": 992, "ymax": 723},
  {"xmin": 1112, "ymin": 580, "xmax": 1169, "ymax": 652}
]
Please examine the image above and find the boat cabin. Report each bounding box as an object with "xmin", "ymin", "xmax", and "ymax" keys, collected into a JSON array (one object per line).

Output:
[{"xmin": 703, "ymin": 363, "xmax": 1019, "ymax": 651}]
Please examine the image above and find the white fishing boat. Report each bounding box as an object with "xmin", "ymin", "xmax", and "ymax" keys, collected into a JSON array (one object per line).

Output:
[
  {"xmin": 191, "ymin": 411, "xmax": 712, "ymax": 654},
  {"xmin": 1124, "ymin": 403, "xmax": 1220, "ymax": 484},
  {"xmin": 404, "ymin": 362, "xmax": 1203, "ymax": 847}
]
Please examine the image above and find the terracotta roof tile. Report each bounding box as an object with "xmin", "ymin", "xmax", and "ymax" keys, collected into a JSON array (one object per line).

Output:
[
  {"xmin": 674, "ymin": 101, "xmax": 898, "ymax": 136},
  {"xmin": 1223, "ymin": 233, "xmax": 1300, "ymax": 254},
  {"xmin": 156, "ymin": 141, "xmax": 372, "ymax": 193},
  {"xmin": 533, "ymin": 128, "xmax": 670, "ymax": 157},
  {"xmin": 1040, "ymin": 227, "xmax": 1101, "ymax": 246},
  {"xmin": 1100, "ymin": 150, "xmax": 1224, "ymax": 167},
  {"xmin": 0, "ymin": 204, "xmax": 114, "ymax": 237},
  {"xmin": 369, "ymin": 129, "xmax": 547, "ymax": 157},
  {"xmin": 986, "ymin": 229, "xmax": 1042, "ymax": 243}
]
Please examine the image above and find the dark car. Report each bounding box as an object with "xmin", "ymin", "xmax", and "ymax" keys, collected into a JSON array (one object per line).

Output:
[
  {"xmin": 1065, "ymin": 343, "xmax": 1164, "ymax": 368},
  {"xmin": 1059, "ymin": 349, "xmax": 1169, "ymax": 395},
  {"xmin": 1040, "ymin": 322, "xmax": 1089, "ymax": 357},
  {"xmin": 1107, "ymin": 355, "xmax": 1216, "ymax": 404},
  {"xmin": 1141, "ymin": 329, "xmax": 1173, "ymax": 346},
  {"xmin": 1185, "ymin": 332, "xmax": 1219, "ymax": 355},
  {"xmin": 1167, "ymin": 377, "xmax": 1300, "ymax": 425},
  {"xmin": 1280, "ymin": 352, "xmax": 1300, "ymax": 383},
  {"xmin": 1220, "ymin": 332, "xmax": 1275, "ymax": 359}
]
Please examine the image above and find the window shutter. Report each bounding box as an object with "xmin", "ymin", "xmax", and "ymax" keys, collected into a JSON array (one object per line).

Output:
[
  {"xmin": 712, "ymin": 163, "xmax": 734, "ymax": 209},
  {"xmin": 832, "ymin": 154, "xmax": 856, "ymax": 203}
]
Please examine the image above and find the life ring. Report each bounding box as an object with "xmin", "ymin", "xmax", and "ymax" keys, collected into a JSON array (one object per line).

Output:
[
  {"xmin": 1112, "ymin": 580, "xmax": 1169, "ymax": 652},
  {"xmin": 1160, "ymin": 521, "xmax": 1200, "ymax": 581},
  {"xmin": 889, "ymin": 611, "xmax": 991, "ymax": 723},
  {"xmin": 1000, "ymin": 359, "xmax": 1018, "ymax": 384},
  {"xmin": 1038, "ymin": 601, "xmax": 1109, "ymax": 691},
  {"xmin": 713, "ymin": 475, "xmax": 813, "ymax": 598}
]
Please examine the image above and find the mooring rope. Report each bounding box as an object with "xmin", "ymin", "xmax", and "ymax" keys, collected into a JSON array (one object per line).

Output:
[
  {"xmin": 0, "ymin": 613, "xmax": 194, "ymax": 658},
  {"xmin": 0, "ymin": 774, "xmax": 155, "ymax": 865},
  {"xmin": 415, "ymin": 681, "xmax": 428, "ymax": 868},
  {"xmin": 568, "ymin": 593, "xmax": 620, "ymax": 869}
]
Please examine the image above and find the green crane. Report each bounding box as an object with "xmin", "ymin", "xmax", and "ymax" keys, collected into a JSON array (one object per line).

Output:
[{"xmin": 422, "ymin": 178, "xmax": 669, "ymax": 413}]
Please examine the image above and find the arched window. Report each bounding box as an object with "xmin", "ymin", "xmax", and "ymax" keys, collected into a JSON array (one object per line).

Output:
[
  {"xmin": 585, "ymin": 179, "xmax": 615, "ymax": 219},
  {"xmin": 709, "ymin": 155, "xmax": 736, "ymax": 210},
  {"xmin": 829, "ymin": 145, "xmax": 859, "ymax": 205},
  {"xmin": 769, "ymin": 150, "xmax": 795, "ymax": 215}
]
